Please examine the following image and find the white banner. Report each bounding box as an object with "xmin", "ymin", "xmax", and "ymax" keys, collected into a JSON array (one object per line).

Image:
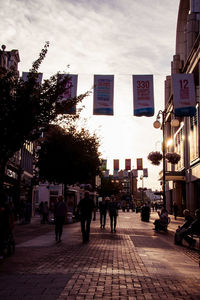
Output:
[
  {"xmin": 57, "ymin": 74, "xmax": 78, "ymax": 114},
  {"xmin": 93, "ymin": 75, "xmax": 114, "ymax": 115},
  {"xmin": 133, "ymin": 75, "xmax": 154, "ymax": 117},
  {"xmin": 22, "ymin": 72, "xmax": 43, "ymax": 84},
  {"xmin": 172, "ymin": 73, "xmax": 196, "ymax": 117}
]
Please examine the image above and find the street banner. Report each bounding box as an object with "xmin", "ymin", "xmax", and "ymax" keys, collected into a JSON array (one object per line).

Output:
[
  {"xmin": 22, "ymin": 72, "xmax": 43, "ymax": 84},
  {"xmin": 104, "ymin": 170, "xmax": 109, "ymax": 178},
  {"xmin": 123, "ymin": 170, "xmax": 129, "ymax": 178},
  {"xmin": 113, "ymin": 170, "xmax": 119, "ymax": 178},
  {"xmin": 137, "ymin": 158, "xmax": 143, "ymax": 170},
  {"xmin": 132, "ymin": 169, "xmax": 138, "ymax": 177},
  {"xmin": 133, "ymin": 75, "xmax": 154, "ymax": 117},
  {"xmin": 143, "ymin": 168, "xmax": 148, "ymax": 177},
  {"xmin": 125, "ymin": 159, "xmax": 131, "ymax": 170},
  {"xmin": 172, "ymin": 73, "xmax": 196, "ymax": 117},
  {"xmin": 57, "ymin": 74, "xmax": 78, "ymax": 114},
  {"xmin": 101, "ymin": 159, "xmax": 107, "ymax": 171},
  {"xmin": 93, "ymin": 75, "xmax": 114, "ymax": 115},
  {"xmin": 113, "ymin": 159, "xmax": 119, "ymax": 170}
]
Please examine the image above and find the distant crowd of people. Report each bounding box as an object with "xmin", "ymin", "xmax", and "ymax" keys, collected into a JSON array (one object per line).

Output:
[{"xmin": 1, "ymin": 188, "xmax": 200, "ymax": 252}]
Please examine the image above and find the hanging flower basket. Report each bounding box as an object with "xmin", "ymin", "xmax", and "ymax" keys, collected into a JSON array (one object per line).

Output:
[
  {"xmin": 147, "ymin": 151, "xmax": 163, "ymax": 166},
  {"xmin": 165, "ymin": 152, "xmax": 180, "ymax": 164}
]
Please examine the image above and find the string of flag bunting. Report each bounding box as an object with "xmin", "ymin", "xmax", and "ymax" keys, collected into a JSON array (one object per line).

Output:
[{"xmin": 101, "ymin": 158, "xmax": 148, "ymax": 179}]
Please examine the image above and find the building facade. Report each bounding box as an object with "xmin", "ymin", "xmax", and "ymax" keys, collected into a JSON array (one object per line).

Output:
[
  {"xmin": 163, "ymin": 0, "xmax": 200, "ymax": 214},
  {"xmin": 0, "ymin": 45, "xmax": 34, "ymax": 214}
]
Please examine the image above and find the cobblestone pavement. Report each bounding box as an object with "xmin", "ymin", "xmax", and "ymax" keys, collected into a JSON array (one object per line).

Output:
[{"xmin": 0, "ymin": 211, "xmax": 200, "ymax": 300}]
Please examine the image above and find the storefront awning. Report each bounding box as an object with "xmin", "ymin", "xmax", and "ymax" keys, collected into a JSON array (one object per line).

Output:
[{"xmin": 159, "ymin": 171, "xmax": 186, "ymax": 181}]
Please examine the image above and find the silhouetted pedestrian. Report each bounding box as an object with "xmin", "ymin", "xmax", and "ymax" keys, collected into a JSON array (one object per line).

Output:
[
  {"xmin": 54, "ymin": 195, "xmax": 67, "ymax": 242},
  {"xmin": 99, "ymin": 197, "xmax": 108, "ymax": 229},
  {"xmin": 173, "ymin": 202, "xmax": 178, "ymax": 220},
  {"xmin": 78, "ymin": 191, "xmax": 95, "ymax": 243},
  {"xmin": 108, "ymin": 195, "xmax": 118, "ymax": 233}
]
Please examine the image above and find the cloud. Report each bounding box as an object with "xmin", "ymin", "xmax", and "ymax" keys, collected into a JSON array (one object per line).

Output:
[{"xmin": 0, "ymin": 0, "xmax": 180, "ymax": 189}]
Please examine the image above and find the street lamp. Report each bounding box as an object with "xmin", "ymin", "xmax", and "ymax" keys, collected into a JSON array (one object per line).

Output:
[{"xmin": 153, "ymin": 110, "xmax": 179, "ymax": 209}]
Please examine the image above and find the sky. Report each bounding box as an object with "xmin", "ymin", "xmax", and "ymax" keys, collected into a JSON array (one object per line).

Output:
[{"xmin": 0, "ymin": 0, "xmax": 180, "ymax": 190}]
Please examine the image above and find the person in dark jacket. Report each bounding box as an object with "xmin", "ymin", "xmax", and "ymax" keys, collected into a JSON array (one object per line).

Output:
[
  {"xmin": 99, "ymin": 197, "xmax": 108, "ymax": 229},
  {"xmin": 180, "ymin": 209, "xmax": 200, "ymax": 247},
  {"xmin": 108, "ymin": 195, "xmax": 118, "ymax": 233},
  {"xmin": 141, "ymin": 203, "xmax": 150, "ymax": 222},
  {"xmin": 174, "ymin": 209, "xmax": 193, "ymax": 245},
  {"xmin": 173, "ymin": 202, "xmax": 178, "ymax": 220},
  {"xmin": 54, "ymin": 195, "xmax": 67, "ymax": 242},
  {"xmin": 78, "ymin": 191, "xmax": 95, "ymax": 243}
]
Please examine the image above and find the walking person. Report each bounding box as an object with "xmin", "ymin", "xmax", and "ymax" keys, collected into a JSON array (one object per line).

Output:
[
  {"xmin": 78, "ymin": 191, "xmax": 95, "ymax": 243},
  {"xmin": 42, "ymin": 201, "xmax": 49, "ymax": 224},
  {"xmin": 54, "ymin": 195, "xmax": 67, "ymax": 243},
  {"xmin": 173, "ymin": 202, "xmax": 178, "ymax": 220},
  {"xmin": 108, "ymin": 195, "xmax": 118, "ymax": 233},
  {"xmin": 99, "ymin": 197, "xmax": 108, "ymax": 229}
]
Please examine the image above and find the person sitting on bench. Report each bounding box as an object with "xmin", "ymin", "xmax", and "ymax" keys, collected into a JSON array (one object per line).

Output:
[
  {"xmin": 153, "ymin": 208, "xmax": 169, "ymax": 232},
  {"xmin": 180, "ymin": 209, "xmax": 200, "ymax": 248},
  {"xmin": 174, "ymin": 209, "xmax": 193, "ymax": 245}
]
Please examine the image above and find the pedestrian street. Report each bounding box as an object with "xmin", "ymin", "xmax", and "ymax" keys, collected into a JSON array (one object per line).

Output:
[{"xmin": 0, "ymin": 211, "xmax": 200, "ymax": 299}]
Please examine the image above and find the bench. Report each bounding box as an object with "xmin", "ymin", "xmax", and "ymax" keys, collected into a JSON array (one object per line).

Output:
[{"xmin": 189, "ymin": 233, "xmax": 200, "ymax": 267}]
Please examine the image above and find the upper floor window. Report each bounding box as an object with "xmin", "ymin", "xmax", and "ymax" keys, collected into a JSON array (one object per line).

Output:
[
  {"xmin": 189, "ymin": 105, "xmax": 199, "ymax": 162},
  {"xmin": 174, "ymin": 127, "xmax": 184, "ymax": 170}
]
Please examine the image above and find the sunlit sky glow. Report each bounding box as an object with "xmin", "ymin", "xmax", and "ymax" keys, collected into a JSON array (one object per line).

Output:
[{"xmin": 0, "ymin": 0, "xmax": 180, "ymax": 190}]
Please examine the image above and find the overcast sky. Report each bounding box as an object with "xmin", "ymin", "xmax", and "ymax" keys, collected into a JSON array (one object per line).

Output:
[{"xmin": 0, "ymin": 0, "xmax": 180, "ymax": 190}]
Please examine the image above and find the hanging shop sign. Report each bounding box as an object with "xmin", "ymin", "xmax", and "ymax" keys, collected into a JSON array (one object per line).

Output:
[
  {"xmin": 133, "ymin": 74, "xmax": 154, "ymax": 117},
  {"xmin": 143, "ymin": 168, "xmax": 148, "ymax": 177},
  {"xmin": 93, "ymin": 75, "xmax": 114, "ymax": 115},
  {"xmin": 172, "ymin": 73, "xmax": 196, "ymax": 117},
  {"xmin": 132, "ymin": 169, "xmax": 138, "ymax": 177}
]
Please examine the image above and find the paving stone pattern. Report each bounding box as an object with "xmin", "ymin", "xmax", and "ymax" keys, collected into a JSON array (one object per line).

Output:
[{"xmin": 0, "ymin": 212, "xmax": 200, "ymax": 299}]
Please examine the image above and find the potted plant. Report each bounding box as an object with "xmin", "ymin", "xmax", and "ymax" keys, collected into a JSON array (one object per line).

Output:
[
  {"xmin": 147, "ymin": 151, "xmax": 163, "ymax": 165},
  {"xmin": 165, "ymin": 152, "xmax": 181, "ymax": 164}
]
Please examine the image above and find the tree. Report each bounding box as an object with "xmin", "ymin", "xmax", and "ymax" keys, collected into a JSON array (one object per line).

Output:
[
  {"xmin": 36, "ymin": 125, "xmax": 101, "ymax": 187},
  {"xmin": 0, "ymin": 42, "xmax": 89, "ymax": 199}
]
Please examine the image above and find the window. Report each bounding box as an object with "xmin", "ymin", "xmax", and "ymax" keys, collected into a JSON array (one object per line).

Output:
[{"xmin": 189, "ymin": 106, "xmax": 199, "ymax": 161}]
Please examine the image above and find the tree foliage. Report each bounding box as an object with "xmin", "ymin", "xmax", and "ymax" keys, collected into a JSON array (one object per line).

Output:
[
  {"xmin": 0, "ymin": 42, "xmax": 89, "ymax": 188},
  {"xmin": 36, "ymin": 125, "xmax": 101, "ymax": 186},
  {"xmin": 97, "ymin": 176, "xmax": 122, "ymax": 197}
]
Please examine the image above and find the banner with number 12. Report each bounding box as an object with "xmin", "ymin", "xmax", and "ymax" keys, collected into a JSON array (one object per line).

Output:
[{"xmin": 172, "ymin": 73, "xmax": 196, "ymax": 117}]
